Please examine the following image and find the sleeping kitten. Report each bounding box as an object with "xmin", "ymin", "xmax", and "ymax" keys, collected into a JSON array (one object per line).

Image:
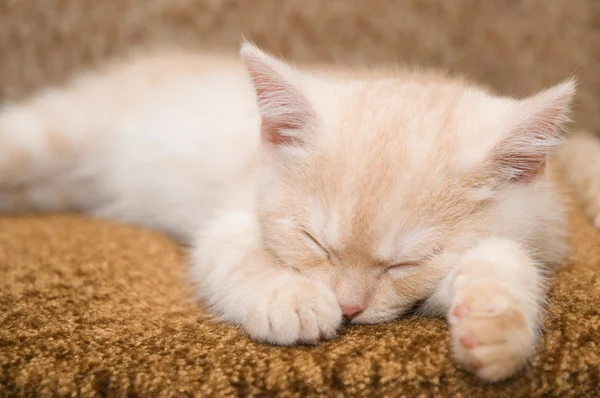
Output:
[{"xmin": 0, "ymin": 43, "xmax": 577, "ymax": 382}]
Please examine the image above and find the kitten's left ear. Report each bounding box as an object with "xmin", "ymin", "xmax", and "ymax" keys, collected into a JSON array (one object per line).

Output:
[
  {"xmin": 488, "ymin": 80, "xmax": 576, "ymax": 183},
  {"xmin": 240, "ymin": 43, "xmax": 316, "ymax": 148}
]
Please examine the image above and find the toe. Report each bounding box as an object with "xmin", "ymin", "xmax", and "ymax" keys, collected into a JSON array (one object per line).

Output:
[
  {"xmin": 459, "ymin": 335, "xmax": 480, "ymax": 349},
  {"xmin": 453, "ymin": 303, "xmax": 471, "ymax": 318}
]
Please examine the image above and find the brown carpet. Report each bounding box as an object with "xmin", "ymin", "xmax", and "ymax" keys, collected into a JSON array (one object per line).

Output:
[{"xmin": 1, "ymin": 1, "xmax": 600, "ymax": 396}]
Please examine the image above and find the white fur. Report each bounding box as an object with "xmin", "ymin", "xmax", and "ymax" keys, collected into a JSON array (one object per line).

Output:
[{"xmin": 0, "ymin": 58, "xmax": 261, "ymax": 240}]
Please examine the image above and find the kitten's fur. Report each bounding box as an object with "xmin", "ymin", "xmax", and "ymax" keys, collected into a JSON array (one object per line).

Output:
[{"xmin": 0, "ymin": 43, "xmax": 581, "ymax": 382}]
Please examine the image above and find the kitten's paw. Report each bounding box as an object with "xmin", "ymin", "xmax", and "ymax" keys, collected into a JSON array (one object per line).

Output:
[
  {"xmin": 243, "ymin": 275, "xmax": 343, "ymax": 345},
  {"xmin": 448, "ymin": 282, "xmax": 535, "ymax": 382}
]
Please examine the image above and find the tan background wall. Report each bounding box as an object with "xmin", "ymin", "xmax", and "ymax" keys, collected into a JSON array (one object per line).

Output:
[{"xmin": 1, "ymin": 0, "xmax": 599, "ymax": 131}]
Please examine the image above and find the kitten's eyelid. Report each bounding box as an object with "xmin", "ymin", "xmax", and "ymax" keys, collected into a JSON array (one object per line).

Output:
[
  {"xmin": 386, "ymin": 247, "xmax": 442, "ymax": 269},
  {"xmin": 301, "ymin": 230, "xmax": 333, "ymax": 259},
  {"xmin": 388, "ymin": 260, "xmax": 422, "ymax": 269},
  {"xmin": 387, "ymin": 246, "xmax": 443, "ymax": 268}
]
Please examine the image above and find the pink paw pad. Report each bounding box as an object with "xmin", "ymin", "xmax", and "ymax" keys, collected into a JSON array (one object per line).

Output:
[
  {"xmin": 453, "ymin": 303, "xmax": 471, "ymax": 318},
  {"xmin": 459, "ymin": 335, "xmax": 480, "ymax": 349}
]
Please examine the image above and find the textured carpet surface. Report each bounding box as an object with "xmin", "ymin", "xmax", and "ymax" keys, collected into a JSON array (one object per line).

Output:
[{"xmin": 1, "ymin": 1, "xmax": 600, "ymax": 397}]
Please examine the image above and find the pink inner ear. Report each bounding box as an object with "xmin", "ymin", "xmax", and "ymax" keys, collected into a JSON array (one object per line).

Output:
[
  {"xmin": 496, "ymin": 115, "xmax": 555, "ymax": 182},
  {"xmin": 241, "ymin": 43, "xmax": 315, "ymax": 147},
  {"xmin": 253, "ymin": 75, "xmax": 315, "ymax": 147},
  {"xmin": 489, "ymin": 81, "xmax": 574, "ymax": 183},
  {"xmin": 500, "ymin": 152, "xmax": 547, "ymax": 183},
  {"xmin": 253, "ymin": 72, "xmax": 310, "ymax": 146},
  {"xmin": 491, "ymin": 129, "xmax": 556, "ymax": 184},
  {"xmin": 261, "ymin": 119, "xmax": 303, "ymax": 146}
]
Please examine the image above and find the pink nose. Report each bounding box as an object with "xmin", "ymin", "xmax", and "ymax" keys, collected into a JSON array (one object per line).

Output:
[{"xmin": 340, "ymin": 305, "xmax": 364, "ymax": 320}]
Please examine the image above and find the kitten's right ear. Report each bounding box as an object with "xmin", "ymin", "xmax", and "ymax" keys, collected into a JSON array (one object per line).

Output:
[
  {"xmin": 240, "ymin": 43, "xmax": 316, "ymax": 148},
  {"xmin": 486, "ymin": 81, "xmax": 575, "ymax": 184}
]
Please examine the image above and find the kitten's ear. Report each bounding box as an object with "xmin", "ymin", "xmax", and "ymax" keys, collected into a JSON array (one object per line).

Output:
[
  {"xmin": 488, "ymin": 81, "xmax": 575, "ymax": 183},
  {"xmin": 240, "ymin": 43, "xmax": 316, "ymax": 148}
]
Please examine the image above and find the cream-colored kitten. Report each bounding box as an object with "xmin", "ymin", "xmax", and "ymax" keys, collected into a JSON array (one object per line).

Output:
[{"xmin": 0, "ymin": 44, "xmax": 576, "ymax": 382}]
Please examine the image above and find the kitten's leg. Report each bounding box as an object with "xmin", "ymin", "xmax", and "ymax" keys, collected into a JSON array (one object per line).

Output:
[
  {"xmin": 0, "ymin": 85, "xmax": 107, "ymax": 212},
  {"xmin": 190, "ymin": 210, "xmax": 343, "ymax": 345},
  {"xmin": 439, "ymin": 237, "xmax": 544, "ymax": 382},
  {"xmin": 1, "ymin": 94, "xmax": 76, "ymax": 185}
]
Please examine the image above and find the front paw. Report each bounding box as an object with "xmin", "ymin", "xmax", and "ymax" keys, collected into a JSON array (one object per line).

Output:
[
  {"xmin": 448, "ymin": 282, "xmax": 536, "ymax": 382},
  {"xmin": 242, "ymin": 275, "xmax": 343, "ymax": 345}
]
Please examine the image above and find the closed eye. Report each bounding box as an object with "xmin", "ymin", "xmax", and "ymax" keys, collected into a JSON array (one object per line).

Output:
[
  {"xmin": 386, "ymin": 246, "xmax": 442, "ymax": 271},
  {"xmin": 386, "ymin": 260, "xmax": 423, "ymax": 277},
  {"xmin": 301, "ymin": 230, "xmax": 332, "ymax": 259},
  {"xmin": 387, "ymin": 261, "xmax": 422, "ymax": 269}
]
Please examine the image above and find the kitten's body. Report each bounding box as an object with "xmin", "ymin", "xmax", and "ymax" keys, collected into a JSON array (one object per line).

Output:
[
  {"xmin": 0, "ymin": 45, "xmax": 582, "ymax": 382},
  {"xmin": 0, "ymin": 52, "xmax": 260, "ymax": 240}
]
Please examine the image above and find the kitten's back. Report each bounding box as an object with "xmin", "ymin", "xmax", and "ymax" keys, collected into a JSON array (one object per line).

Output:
[{"xmin": 0, "ymin": 50, "xmax": 261, "ymax": 239}]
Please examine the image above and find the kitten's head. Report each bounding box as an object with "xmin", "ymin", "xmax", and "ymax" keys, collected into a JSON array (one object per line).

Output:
[{"xmin": 241, "ymin": 43, "xmax": 574, "ymax": 323}]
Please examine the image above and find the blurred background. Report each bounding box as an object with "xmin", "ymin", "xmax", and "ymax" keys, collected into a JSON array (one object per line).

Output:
[{"xmin": 1, "ymin": 0, "xmax": 599, "ymax": 131}]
